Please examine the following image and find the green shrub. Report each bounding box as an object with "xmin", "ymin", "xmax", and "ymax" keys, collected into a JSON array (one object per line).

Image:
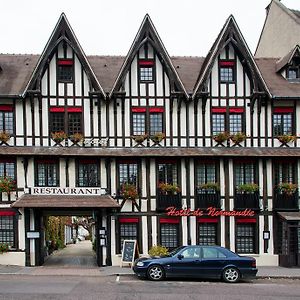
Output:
[
  {"xmin": 0, "ymin": 243, "xmax": 9, "ymax": 254},
  {"xmin": 148, "ymin": 245, "xmax": 169, "ymax": 257}
]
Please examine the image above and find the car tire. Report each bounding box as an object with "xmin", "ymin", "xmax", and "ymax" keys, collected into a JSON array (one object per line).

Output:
[
  {"xmin": 147, "ymin": 265, "xmax": 165, "ymax": 281},
  {"xmin": 222, "ymin": 267, "xmax": 240, "ymax": 283}
]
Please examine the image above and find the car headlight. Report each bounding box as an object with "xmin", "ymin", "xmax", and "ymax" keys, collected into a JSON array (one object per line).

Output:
[{"xmin": 136, "ymin": 261, "xmax": 144, "ymax": 267}]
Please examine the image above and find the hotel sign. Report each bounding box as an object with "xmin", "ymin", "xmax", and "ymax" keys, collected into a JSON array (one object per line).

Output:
[{"xmin": 30, "ymin": 187, "xmax": 107, "ymax": 196}]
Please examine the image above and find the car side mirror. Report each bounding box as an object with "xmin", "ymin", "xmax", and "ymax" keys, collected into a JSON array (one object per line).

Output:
[{"xmin": 177, "ymin": 254, "xmax": 184, "ymax": 260}]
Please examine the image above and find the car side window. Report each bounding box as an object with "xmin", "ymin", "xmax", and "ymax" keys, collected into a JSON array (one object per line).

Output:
[
  {"xmin": 181, "ymin": 247, "xmax": 201, "ymax": 259},
  {"xmin": 202, "ymin": 247, "xmax": 227, "ymax": 259}
]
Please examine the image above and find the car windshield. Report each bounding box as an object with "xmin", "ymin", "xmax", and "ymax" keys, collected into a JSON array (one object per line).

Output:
[{"xmin": 168, "ymin": 246, "xmax": 186, "ymax": 257}]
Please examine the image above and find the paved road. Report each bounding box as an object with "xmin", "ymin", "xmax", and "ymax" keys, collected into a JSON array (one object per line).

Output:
[
  {"xmin": 43, "ymin": 240, "xmax": 97, "ymax": 268},
  {"xmin": 0, "ymin": 275, "xmax": 299, "ymax": 300}
]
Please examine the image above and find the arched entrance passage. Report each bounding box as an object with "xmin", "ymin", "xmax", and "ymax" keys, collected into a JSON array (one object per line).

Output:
[{"xmin": 12, "ymin": 194, "xmax": 120, "ymax": 267}]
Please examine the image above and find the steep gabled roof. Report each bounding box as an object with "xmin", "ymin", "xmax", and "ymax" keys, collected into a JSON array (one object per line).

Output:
[
  {"xmin": 23, "ymin": 13, "xmax": 105, "ymax": 98},
  {"xmin": 276, "ymin": 45, "xmax": 300, "ymax": 72},
  {"xmin": 192, "ymin": 15, "xmax": 270, "ymax": 99},
  {"xmin": 109, "ymin": 14, "xmax": 188, "ymax": 99}
]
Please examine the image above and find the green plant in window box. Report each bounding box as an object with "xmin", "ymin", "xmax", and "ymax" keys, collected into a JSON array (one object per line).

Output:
[
  {"xmin": 277, "ymin": 134, "xmax": 296, "ymax": 144},
  {"xmin": 278, "ymin": 183, "xmax": 298, "ymax": 195},
  {"xmin": 158, "ymin": 182, "xmax": 181, "ymax": 195},
  {"xmin": 237, "ymin": 183, "xmax": 259, "ymax": 194},
  {"xmin": 0, "ymin": 243, "xmax": 9, "ymax": 254},
  {"xmin": 198, "ymin": 182, "xmax": 220, "ymax": 191},
  {"xmin": 230, "ymin": 132, "xmax": 246, "ymax": 144},
  {"xmin": 131, "ymin": 134, "xmax": 148, "ymax": 143},
  {"xmin": 51, "ymin": 131, "xmax": 67, "ymax": 143},
  {"xmin": 70, "ymin": 132, "xmax": 84, "ymax": 144},
  {"xmin": 0, "ymin": 176, "xmax": 16, "ymax": 194},
  {"xmin": 148, "ymin": 245, "xmax": 169, "ymax": 258},
  {"xmin": 0, "ymin": 131, "xmax": 11, "ymax": 143},
  {"xmin": 150, "ymin": 132, "xmax": 165, "ymax": 143},
  {"xmin": 213, "ymin": 132, "xmax": 230, "ymax": 143},
  {"xmin": 120, "ymin": 183, "xmax": 139, "ymax": 200}
]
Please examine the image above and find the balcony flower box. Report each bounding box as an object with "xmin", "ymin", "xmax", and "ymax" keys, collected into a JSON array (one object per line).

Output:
[
  {"xmin": 235, "ymin": 184, "xmax": 260, "ymax": 210},
  {"xmin": 277, "ymin": 183, "xmax": 298, "ymax": 195},
  {"xmin": 273, "ymin": 187, "xmax": 299, "ymax": 211},
  {"xmin": 156, "ymin": 193, "xmax": 182, "ymax": 211},
  {"xmin": 120, "ymin": 183, "xmax": 138, "ymax": 201},
  {"xmin": 0, "ymin": 176, "xmax": 16, "ymax": 195},
  {"xmin": 158, "ymin": 183, "xmax": 180, "ymax": 195}
]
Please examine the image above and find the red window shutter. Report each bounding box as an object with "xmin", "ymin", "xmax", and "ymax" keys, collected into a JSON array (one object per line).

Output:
[
  {"xmin": 58, "ymin": 60, "xmax": 73, "ymax": 66},
  {"xmin": 119, "ymin": 218, "xmax": 139, "ymax": 223},
  {"xmin": 212, "ymin": 108, "xmax": 226, "ymax": 113},
  {"xmin": 0, "ymin": 105, "xmax": 13, "ymax": 112},
  {"xmin": 229, "ymin": 108, "xmax": 244, "ymax": 113},
  {"xmin": 198, "ymin": 218, "xmax": 219, "ymax": 223},
  {"xmin": 67, "ymin": 107, "xmax": 82, "ymax": 113},
  {"xmin": 0, "ymin": 210, "xmax": 16, "ymax": 216},
  {"xmin": 50, "ymin": 107, "xmax": 65, "ymax": 112},
  {"xmin": 160, "ymin": 218, "xmax": 180, "ymax": 224},
  {"xmin": 139, "ymin": 60, "xmax": 154, "ymax": 67},
  {"xmin": 131, "ymin": 108, "xmax": 146, "ymax": 113},
  {"xmin": 149, "ymin": 107, "xmax": 164, "ymax": 113},
  {"xmin": 219, "ymin": 61, "xmax": 235, "ymax": 67},
  {"xmin": 236, "ymin": 218, "xmax": 256, "ymax": 224},
  {"xmin": 273, "ymin": 107, "xmax": 293, "ymax": 113}
]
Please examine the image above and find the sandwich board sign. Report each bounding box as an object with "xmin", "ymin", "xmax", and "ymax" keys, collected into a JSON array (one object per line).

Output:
[{"xmin": 121, "ymin": 240, "xmax": 139, "ymax": 267}]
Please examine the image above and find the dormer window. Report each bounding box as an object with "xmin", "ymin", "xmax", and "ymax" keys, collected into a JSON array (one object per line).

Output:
[
  {"xmin": 219, "ymin": 61, "xmax": 235, "ymax": 83},
  {"xmin": 139, "ymin": 60, "xmax": 154, "ymax": 82},
  {"xmin": 57, "ymin": 59, "xmax": 74, "ymax": 82},
  {"xmin": 286, "ymin": 56, "xmax": 300, "ymax": 81}
]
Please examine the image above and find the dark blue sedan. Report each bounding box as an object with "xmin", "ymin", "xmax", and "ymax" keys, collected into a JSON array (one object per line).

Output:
[{"xmin": 133, "ymin": 245, "xmax": 257, "ymax": 283}]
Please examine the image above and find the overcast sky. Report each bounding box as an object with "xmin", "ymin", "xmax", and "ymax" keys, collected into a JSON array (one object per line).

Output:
[{"xmin": 1, "ymin": 0, "xmax": 300, "ymax": 57}]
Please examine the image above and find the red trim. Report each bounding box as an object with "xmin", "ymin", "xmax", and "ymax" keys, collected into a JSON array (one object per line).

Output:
[
  {"xmin": 236, "ymin": 218, "xmax": 256, "ymax": 224},
  {"xmin": 118, "ymin": 160, "xmax": 138, "ymax": 164},
  {"xmin": 67, "ymin": 107, "xmax": 82, "ymax": 113},
  {"xmin": 229, "ymin": 108, "xmax": 244, "ymax": 113},
  {"xmin": 0, "ymin": 105, "xmax": 13, "ymax": 112},
  {"xmin": 198, "ymin": 218, "xmax": 218, "ymax": 223},
  {"xmin": 78, "ymin": 159, "xmax": 97, "ymax": 164},
  {"xmin": 157, "ymin": 159, "xmax": 177, "ymax": 164},
  {"xmin": 160, "ymin": 218, "xmax": 180, "ymax": 224},
  {"xmin": 119, "ymin": 217, "xmax": 139, "ymax": 223},
  {"xmin": 132, "ymin": 108, "xmax": 146, "ymax": 113},
  {"xmin": 36, "ymin": 159, "xmax": 57, "ymax": 164},
  {"xmin": 219, "ymin": 61, "xmax": 235, "ymax": 67},
  {"xmin": 149, "ymin": 107, "xmax": 164, "ymax": 113},
  {"xmin": 50, "ymin": 107, "xmax": 64, "ymax": 112},
  {"xmin": 0, "ymin": 158, "xmax": 15, "ymax": 163},
  {"xmin": 273, "ymin": 107, "xmax": 294, "ymax": 113},
  {"xmin": 212, "ymin": 108, "xmax": 226, "ymax": 113},
  {"xmin": 234, "ymin": 159, "xmax": 256, "ymax": 164},
  {"xmin": 139, "ymin": 60, "xmax": 154, "ymax": 67},
  {"xmin": 58, "ymin": 60, "xmax": 73, "ymax": 66},
  {"xmin": 0, "ymin": 210, "xmax": 16, "ymax": 216}
]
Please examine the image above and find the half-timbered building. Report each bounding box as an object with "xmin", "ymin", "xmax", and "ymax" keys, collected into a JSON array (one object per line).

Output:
[{"xmin": 0, "ymin": 0, "xmax": 299, "ymax": 268}]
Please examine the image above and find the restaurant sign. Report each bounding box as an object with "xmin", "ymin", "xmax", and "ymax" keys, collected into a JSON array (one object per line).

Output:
[
  {"xmin": 165, "ymin": 206, "xmax": 255, "ymax": 217},
  {"xmin": 30, "ymin": 187, "xmax": 106, "ymax": 196}
]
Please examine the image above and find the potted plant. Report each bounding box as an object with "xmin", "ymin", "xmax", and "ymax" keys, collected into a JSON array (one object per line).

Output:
[
  {"xmin": 198, "ymin": 182, "xmax": 220, "ymax": 191},
  {"xmin": 51, "ymin": 131, "xmax": 67, "ymax": 143},
  {"xmin": 0, "ymin": 131, "xmax": 11, "ymax": 143},
  {"xmin": 213, "ymin": 132, "xmax": 230, "ymax": 143},
  {"xmin": 0, "ymin": 243, "xmax": 9, "ymax": 254},
  {"xmin": 236, "ymin": 183, "xmax": 259, "ymax": 193},
  {"xmin": 158, "ymin": 182, "xmax": 181, "ymax": 195},
  {"xmin": 150, "ymin": 132, "xmax": 165, "ymax": 143},
  {"xmin": 277, "ymin": 134, "xmax": 296, "ymax": 144},
  {"xmin": 70, "ymin": 133, "xmax": 84, "ymax": 144},
  {"xmin": 120, "ymin": 183, "xmax": 138, "ymax": 200},
  {"xmin": 148, "ymin": 245, "xmax": 169, "ymax": 258},
  {"xmin": 0, "ymin": 176, "xmax": 16, "ymax": 194},
  {"xmin": 131, "ymin": 134, "xmax": 148, "ymax": 143},
  {"xmin": 230, "ymin": 132, "xmax": 246, "ymax": 144},
  {"xmin": 278, "ymin": 182, "xmax": 298, "ymax": 195}
]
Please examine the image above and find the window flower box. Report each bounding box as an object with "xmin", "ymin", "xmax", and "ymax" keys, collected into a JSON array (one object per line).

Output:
[
  {"xmin": 158, "ymin": 183, "xmax": 180, "ymax": 195},
  {"xmin": 51, "ymin": 131, "xmax": 67, "ymax": 144},
  {"xmin": 150, "ymin": 132, "xmax": 165, "ymax": 143},
  {"xmin": 132, "ymin": 134, "xmax": 148, "ymax": 143},
  {"xmin": 277, "ymin": 183, "xmax": 298, "ymax": 195},
  {"xmin": 120, "ymin": 183, "xmax": 138, "ymax": 201},
  {"xmin": 70, "ymin": 133, "xmax": 84, "ymax": 145},
  {"xmin": 0, "ymin": 176, "xmax": 16, "ymax": 195},
  {"xmin": 0, "ymin": 131, "xmax": 11, "ymax": 144},
  {"xmin": 277, "ymin": 135, "xmax": 296, "ymax": 145},
  {"xmin": 213, "ymin": 132, "xmax": 230, "ymax": 144},
  {"xmin": 230, "ymin": 132, "xmax": 246, "ymax": 144}
]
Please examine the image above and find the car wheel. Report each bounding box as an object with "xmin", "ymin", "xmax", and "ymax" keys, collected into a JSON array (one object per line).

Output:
[
  {"xmin": 147, "ymin": 265, "xmax": 165, "ymax": 281},
  {"xmin": 222, "ymin": 267, "xmax": 240, "ymax": 283}
]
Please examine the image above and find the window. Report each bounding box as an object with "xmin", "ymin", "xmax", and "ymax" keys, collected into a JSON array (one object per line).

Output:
[
  {"xmin": 35, "ymin": 160, "xmax": 58, "ymax": 187},
  {"xmin": 0, "ymin": 105, "xmax": 14, "ymax": 134},
  {"xmin": 181, "ymin": 247, "xmax": 201, "ymax": 259},
  {"xmin": 196, "ymin": 162, "xmax": 217, "ymax": 186},
  {"xmin": 158, "ymin": 162, "xmax": 177, "ymax": 185},
  {"xmin": 49, "ymin": 107, "xmax": 82, "ymax": 136},
  {"xmin": 160, "ymin": 221, "xmax": 179, "ymax": 250},
  {"xmin": 219, "ymin": 61, "xmax": 235, "ymax": 82},
  {"xmin": 198, "ymin": 223, "xmax": 217, "ymax": 245},
  {"xmin": 0, "ymin": 212, "xmax": 16, "ymax": 247},
  {"xmin": 76, "ymin": 160, "xmax": 99, "ymax": 187},
  {"xmin": 288, "ymin": 68, "xmax": 298, "ymax": 80},
  {"xmin": 131, "ymin": 108, "xmax": 163, "ymax": 136},
  {"xmin": 212, "ymin": 108, "xmax": 244, "ymax": 135},
  {"xmin": 274, "ymin": 162, "xmax": 295, "ymax": 185},
  {"xmin": 273, "ymin": 108, "xmax": 293, "ymax": 136},
  {"xmin": 119, "ymin": 219, "xmax": 139, "ymax": 252},
  {"xmin": 118, "ymin": 162, "xmax": 138, "ymax": 187},
  {"xmin": 202, "ymin": 247, "xmax": 227, "ymax": 259},
  {"xmin": 0, "ymin": 160, "xmax": 15, "ymax": 180},
  {"xmin": 236, "ymin": 223, "xmax": 256, "ymax": 253},
  {"xmin": 286, "ymin": 56, "xmax": 300, "ymax": 81},
  {"xmin": 57, "ymin": 59, "xmax": 73, "ymax": 82},
  {"xmin": 234, "ymin": 161, "xmax": 256, "ymax": 188},
  {"xmin": 139, "ymin": 60, "xmax": 154, "ymax": 82}
]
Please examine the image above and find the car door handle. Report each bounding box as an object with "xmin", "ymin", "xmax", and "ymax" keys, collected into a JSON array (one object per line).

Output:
[{"xmin": 194, "ymin": 260, "xmax": 201, "ymax": 263}]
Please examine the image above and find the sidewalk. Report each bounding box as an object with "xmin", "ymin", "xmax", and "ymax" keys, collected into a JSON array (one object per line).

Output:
[{"xmin": 0, "ymin": 265, "xmax": 299, "ymax": 279}]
